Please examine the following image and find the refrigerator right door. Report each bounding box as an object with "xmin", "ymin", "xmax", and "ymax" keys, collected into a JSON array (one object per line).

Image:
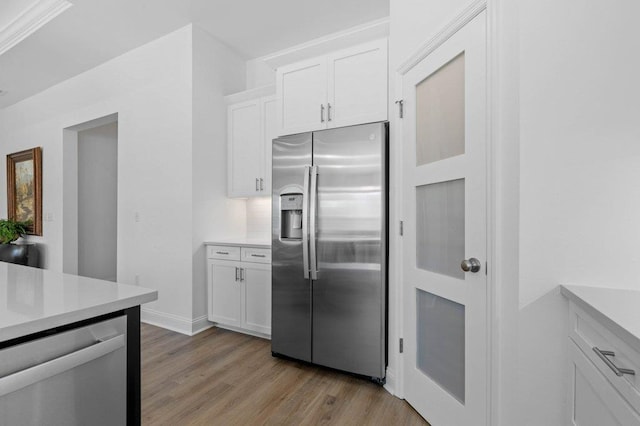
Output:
[{"xmin": 312, "ymin": 122, "xmax": 387, "ymax": 379}]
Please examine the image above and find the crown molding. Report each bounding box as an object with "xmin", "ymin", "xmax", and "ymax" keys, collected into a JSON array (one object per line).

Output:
[
  {"xmin": 261, "ymin": 17, "xmax": 389, "ymax": 70},
  {"xmin": 0, "ymin": 0, "xmax": 73, "ymax": 56}
]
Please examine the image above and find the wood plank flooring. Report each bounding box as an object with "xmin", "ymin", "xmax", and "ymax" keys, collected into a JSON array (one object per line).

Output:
[{"xmin": 141, "ymin": 324, "xmax": 428, "ymax": 425}]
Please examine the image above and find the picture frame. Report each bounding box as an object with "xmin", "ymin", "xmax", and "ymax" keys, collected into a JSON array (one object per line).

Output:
[{"xmin": 7, "ymin": 147, "xmax": 42, "ymax": 236}]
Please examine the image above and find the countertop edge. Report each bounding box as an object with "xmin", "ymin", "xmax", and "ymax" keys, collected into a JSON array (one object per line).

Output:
[
  {"xmin": 560, "ymin": 285, "xmax": 640, "ymax": 353},
  {"xmin": 204, "ymin": 241, "xmax": 271, "ymax": 248},
  {"xmin": 0, "ymin": 290, "xmax": 157, "ymax": 343}
]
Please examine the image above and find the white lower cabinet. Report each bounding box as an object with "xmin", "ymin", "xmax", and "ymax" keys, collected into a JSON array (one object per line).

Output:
[
  {"xmin": 569, "ymin": 341, "xmax": 640, "ymax": 425},
  {"xmin": 207, "ymin": 245, "xmax": 271, "ymax": 337},
  {"xmin": 208, "ymin": 261, "xmax": 242, "ymax": 327},
  {"xmin": 242, "ymin": 265, "xmax": 271, "ymax": 334},
  {"xmin": 568, "ymin": 301, "xmax": 640, "ymax": 425}
]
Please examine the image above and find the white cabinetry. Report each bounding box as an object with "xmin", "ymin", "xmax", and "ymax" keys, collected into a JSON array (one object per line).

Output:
[
  {"xmin": 277, "ymin": 57, "xmax": 327, "ymax": 135},
  {"xmin": 226, "ymin": 86, "xmax": 276, "ymax": 198},
  {"xmin": 567, "ymin": 301, "xmax": 640, "ymax": 425},
  {"xmin": 276, "ymin": 39, "xmax": 388, "ymax": 136},
  {"xmin": 207, "ymin": 244, "xmax": 271, "ymax": 337}
]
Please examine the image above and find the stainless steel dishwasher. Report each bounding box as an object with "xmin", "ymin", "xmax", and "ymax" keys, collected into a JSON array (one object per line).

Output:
[{"xmin": 0, "ymin": 315, "xmax": 127, "ymax": 426}]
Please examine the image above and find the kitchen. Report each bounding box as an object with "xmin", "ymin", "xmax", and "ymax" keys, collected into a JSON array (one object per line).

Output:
[{"xmin": 1, "ymin": 0, "xmax": 640, "ymax": 425}]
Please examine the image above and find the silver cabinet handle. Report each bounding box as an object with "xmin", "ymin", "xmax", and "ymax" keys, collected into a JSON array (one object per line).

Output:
[
  {"xmin": 251, "ymin": 254, "xmax": 266, "ymax": 258},
  {"xmin": 240, "ymin": 268, "xmax": 245, "ymax": 282},
  {"xmin": 309, "ymin": 165, "xmax": 318, "ymax": 280},
  {"xmin": 255, "ymin": 178, "xmax": 259, "ymax": 191},
  {"xmin": 235, "ymin": 267, "xmax": 239, "ymax": 282},
  {"xmin": 302, "ymin": 166, "xmax": 310, "ymax": 279},
  {"xmin": 327, "ymin": 103, "xmax": 332, "ymax": 121},
  {"xmin": 461, "ymin": 258, "xmax": 481, "ymax": 273},
  {"xmin": 593, "ymin": 347, "xmax": 636, "ymax": 376},
  {"xmin": 0, "ymin": 334, "xmax": 125, "ymax": 397},
  {"xmin": 260, "ymin": 178, "xmax": 264, "ymax": 191},
  {"xmin": 216, "ymin": 251, "xmax": 229, "ymax": 255},
  {"xmin": 320, "ymin": 104, "xmax": 325, "ymax": 123}
]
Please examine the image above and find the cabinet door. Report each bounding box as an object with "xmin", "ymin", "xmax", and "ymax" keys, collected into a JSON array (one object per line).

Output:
[
  {"xmin": 242, "ymin": 264, "xmax": 271, "ymax": 336},
  {"xmin": 228, "ymin": 100, "xmax": 263, "ymax": 197},
  {"xmin": 208, "ymin": 260, "xmax": 242, "ymax": 327},
  {"xmin": 261, "ymin": 95, "xmax": 277, "ymax": 195},
  {"xmin": 327, "ymin": 39, "xmax": 388, "ymax": 128},
  {"xmin": 276, "ymin": 57, "xmax": 327, "ymax": 136},
  {"xmin": 569, "ymin": 341, "xmax": 640, "ymax": 425}
]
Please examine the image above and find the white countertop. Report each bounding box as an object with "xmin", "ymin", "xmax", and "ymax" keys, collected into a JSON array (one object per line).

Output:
[
  {"xmin": 561, "ymin": 284, "xmax": 640, "ymax": 352},
  {"xmin": 204, "ymin": 237, "xmax": 271, "ymax": 248},
  {"xmin": 0, "ymin": 262, "xmax": 157, "ymax": 342}
]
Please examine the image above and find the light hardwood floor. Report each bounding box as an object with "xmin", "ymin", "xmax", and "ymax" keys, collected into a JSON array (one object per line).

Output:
[{"xmin": 141, "ymin": 324, "xmax": 428, "ymax": 425}]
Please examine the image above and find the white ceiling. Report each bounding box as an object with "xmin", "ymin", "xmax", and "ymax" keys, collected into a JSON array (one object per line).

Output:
[{"xmin": 0, "ymin": 0, "xmax": 389, "ymax": 109}]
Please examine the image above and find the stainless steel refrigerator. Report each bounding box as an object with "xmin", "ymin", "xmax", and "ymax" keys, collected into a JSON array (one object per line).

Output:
[{"xmin": 271, "ymin": 121, "xmax": 388, "ymax": 382}]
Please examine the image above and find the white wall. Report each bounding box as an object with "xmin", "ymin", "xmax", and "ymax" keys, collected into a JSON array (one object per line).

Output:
[
  {"xmin": 78, "ymin": 121, "xmax": 118, "ymax": 281},
  {"xmin": 517, "ymin": 0, "xmax": 640, "ymax": 424},
  {"xmin": 191, "ymin": 25, "xmax": 247, "ymax": 326},
  {"xmin": 0, "ymin": 25, "xmax": 195, "ymax": 329},
  {"xmin": 246, "ymin": 197, "xmax": 271, "ymax": 240},
  {"xmin": 246, "ymin": 58, "xmax": 276, "ymax": 89}
]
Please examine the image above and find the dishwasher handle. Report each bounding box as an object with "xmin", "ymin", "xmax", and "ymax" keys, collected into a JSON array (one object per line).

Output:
[{"xmin": 0, "ymin": 334, "xmax": 125, "ymax": 397}]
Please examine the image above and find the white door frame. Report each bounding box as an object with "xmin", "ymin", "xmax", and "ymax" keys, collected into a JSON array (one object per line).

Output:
[
  {"xmin": 388, "ymin": 1, "xmax": 515, "ymax": 424},
  {"xmin": 62, "ymin": 112, "xmax": 119, "ymax": 278}
]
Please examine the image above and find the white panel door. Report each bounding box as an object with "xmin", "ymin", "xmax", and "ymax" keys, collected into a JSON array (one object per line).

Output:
[
  {"xmin": 276, "ymin": 57, "xmax": 327, "ymax": 136},
  {"xmin": 228, "ymin": 100, "xmax": 262, "ymax": 197},
  {"xmin": 242, "ymin": 263, "xmax": 271, "ymax": 335},
  {"xmin": 402, "ymin": 12, "xmax": 488, "ymax": 425},
  {"xmin": 261, "ymin": 95, "xmax": 277, "ymax": 195},
  {"xmin": 327, "ymin": 39, "xmax": 388, "ymax": 128},
  {"xmin": 208, "ymin": 260, "xmax": 242, "ymax": 327}
]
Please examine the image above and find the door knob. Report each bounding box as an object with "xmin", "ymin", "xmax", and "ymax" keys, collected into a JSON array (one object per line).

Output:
[{"xmin": 461, "ymin": 258, "xmax": 481, "ymax": 273}]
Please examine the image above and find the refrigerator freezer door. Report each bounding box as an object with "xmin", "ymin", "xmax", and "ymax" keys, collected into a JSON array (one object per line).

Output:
[
  {"xmin": 311, "ymin": 122, "xmax": 387, "ymax": 379},
  {"xmin": 271, "ymin": 133, "xmax": 313, "ymax": 362}
]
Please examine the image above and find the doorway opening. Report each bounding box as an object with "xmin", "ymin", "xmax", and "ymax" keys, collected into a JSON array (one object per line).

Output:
[{"xmin": 63, "ymin": 113, "xmax": 118, "ymax": 281}]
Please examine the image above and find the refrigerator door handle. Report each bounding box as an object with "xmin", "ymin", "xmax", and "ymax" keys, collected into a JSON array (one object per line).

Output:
[
  {"xmin": 302, "ymin": 166, "xmax": 311, "ymax": 279},
  {"xmin": 309, "ymin": 165, "xmax": 318, "ymax": 280}
]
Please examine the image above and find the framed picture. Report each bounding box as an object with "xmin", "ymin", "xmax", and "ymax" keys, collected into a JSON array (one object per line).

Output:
[{"xmin": 7, "ymin": 147, "xmax": 42, "ymax": 235}]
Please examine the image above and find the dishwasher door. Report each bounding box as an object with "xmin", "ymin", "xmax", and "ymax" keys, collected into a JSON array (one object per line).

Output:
[{"xmin": 0, "ymin": 315, "xmax": 127, "ymax": 426}]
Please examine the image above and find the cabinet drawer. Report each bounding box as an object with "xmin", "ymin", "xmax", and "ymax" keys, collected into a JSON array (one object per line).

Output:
[
  {"xmin": 569, "ymin": 302, "xmax": 640, "ymax": 412},
  {"xmin": 569, "ymin": 340, "xmax": 640, "ymax": 425},
  {"xmin": 207, "ymin": 245, "xmax": 241, "ymax": 261},
  {"xmin": 241, "ymin": 247, "xmax": 271, "ymax": 264}
]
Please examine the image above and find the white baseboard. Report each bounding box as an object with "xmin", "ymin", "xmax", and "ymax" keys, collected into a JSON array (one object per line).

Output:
[
  {"xmin": 141, "ymin": 308, "xmax": 213, "ymax": 336},
  {"xmin": 384, "ymin": 368, "xmax": 397, "ymax": 396},
  {"xmin": 214, "ymin": 323, "xmax": 271, "ymax": 340}
]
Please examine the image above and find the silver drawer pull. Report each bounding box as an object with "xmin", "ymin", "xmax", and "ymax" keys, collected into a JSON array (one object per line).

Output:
[
  {"xmin": 216, "ymin": 251, "xmax": 229, "ymax": 255},
  {"xmin": 593, "ymin": 347, "xmax": 636, "ymax": 376},
  {"xmin": 251, "ymin": 254, "xmax": 266, "ymax": 258}
]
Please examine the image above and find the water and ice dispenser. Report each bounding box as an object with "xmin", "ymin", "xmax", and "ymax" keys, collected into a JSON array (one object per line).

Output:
[{"xmin": 280, "ymin": 194, "xmax": 303, "ymax": 240}]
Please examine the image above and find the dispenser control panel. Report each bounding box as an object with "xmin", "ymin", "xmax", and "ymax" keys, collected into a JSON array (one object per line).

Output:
[{"xmin": 281, "ymin": 194, "xmax": 303, "ymax": 211}]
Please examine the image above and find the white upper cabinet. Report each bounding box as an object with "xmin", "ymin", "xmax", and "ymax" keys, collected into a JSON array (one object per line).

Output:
[
  {"xmin": 226, "ymin": 86, "xmax": 275, "ymax": 198},
  {"xmin": 228, "ymin": 99, "xmax": 262, "ymax": 197},
  {"xmin": 261, "ymin": 96, "xmax": 276, "ymax": 195},
  {"xmin": 327, "ymin": 40, "xmax": 388, "ymax": 129},
  {"xmin": 276, "ymin": 39, "xmax": 388, "ymax": 136},
  {"xmin": 277, "ymin": 57, "xmax": 327, "ymax": 135}
]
